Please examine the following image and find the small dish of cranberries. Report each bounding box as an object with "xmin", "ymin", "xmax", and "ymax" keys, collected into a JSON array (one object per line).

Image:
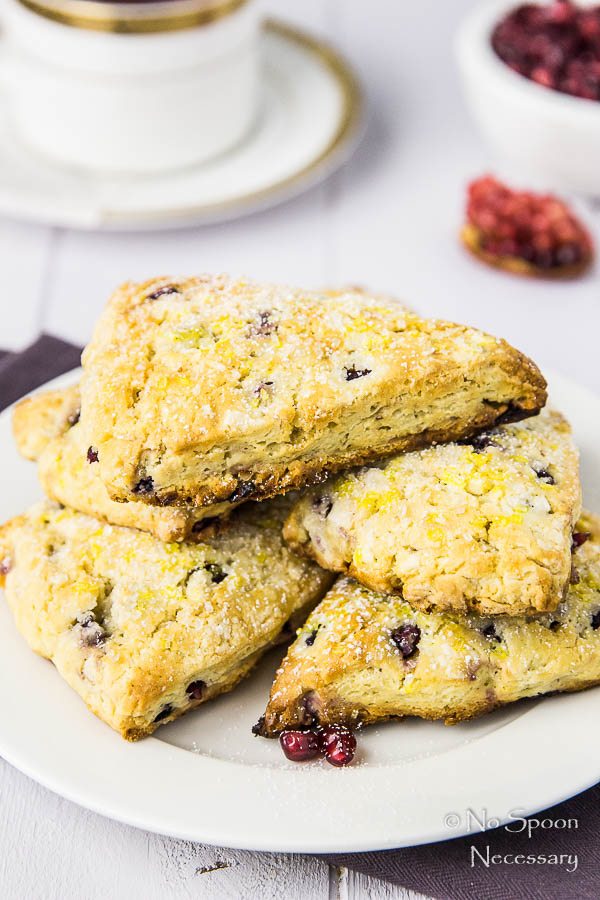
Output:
[
  {"xmin": 457, "ymin": 0, "xmax": 600, "ymax": 194},
  {"xmin": 462, "ymin": 175, "xmax": 593, "ymax": 278},
  {"xmin": 492, "ymin": 2, "xmax": 600, "ymax": 103}
]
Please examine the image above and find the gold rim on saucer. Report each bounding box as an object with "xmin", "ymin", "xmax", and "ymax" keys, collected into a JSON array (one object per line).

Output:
[
  {"xmin": 17, "ymin": 0, "xmax": 248, "ymax": 34},
  {"xmin": 105, "ymin": 20, "xmax": 363, "ymax": 226}
]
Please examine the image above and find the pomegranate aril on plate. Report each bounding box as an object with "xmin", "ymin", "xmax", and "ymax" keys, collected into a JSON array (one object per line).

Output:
[
  {"xmin": 279, "ymin": 730, "xmax": 321, "ymax": 762},
  {"xmin": 319, "ymin": 725, "xmax": 357, "ymax": 767},
  {"xmin": 572, "ymin": 531, "xmax": 591, "ymax": 550},
  {"xmin": 278, "ymin": 725, "xmax": 358, "ymax": 765},
  {"xmin": 461, "ymin": 175, "xmax": 593, "ymax": 278}
]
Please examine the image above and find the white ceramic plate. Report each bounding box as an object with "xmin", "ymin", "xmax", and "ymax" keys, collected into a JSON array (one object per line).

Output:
[
  {"xmin": 0, "ymin": 20, "xmax": 363, "ymax": 230},
  {"xmin": 0, "ymin": 368, "xmax": 599, "ymax": 853}
]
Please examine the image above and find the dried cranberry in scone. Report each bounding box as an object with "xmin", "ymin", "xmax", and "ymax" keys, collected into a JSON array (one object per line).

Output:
[
  {"xmin": 492, "ymin": 2, "xmax": 600, "ymax": 102},
  {"xmin": 461, "ymin": 175, "xmax": 593, "ymax": 279}
]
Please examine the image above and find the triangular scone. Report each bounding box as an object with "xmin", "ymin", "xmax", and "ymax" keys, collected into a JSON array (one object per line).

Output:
[
  {"xmin": 79, "ymin": 276, "xmax": 546, "ymax": 507},
  {"xmin": 284, "ymin": 410, "xmax": 580, "ymax": 616},
  {"xmin": 0, "ymin": 499, "xmax": 333, "ymax": 740},
  {"xmin": 12, "ymin": 387, "xmax": 237, "ymax": 542},
  {"xmin": 258, "ymin": 513, "xmax": 600, "ymax": 736},
  {"xmin": 12, "ymin": 385, "xmax": 81, "ymax": 462}
]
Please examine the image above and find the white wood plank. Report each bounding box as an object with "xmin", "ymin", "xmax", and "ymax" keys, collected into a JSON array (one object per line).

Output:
[
  {"xmin": 337, "ymin": 864, "xmax": 427, "ymax": 900},
  {"xmin": 151, "ymin": 834, "xmax": 329, "ymax": 900},
  {"xmin": 0, "ymin": 756, "xmax": 330, "ymax": 900},
  {"xmin": 0, "ymin": 220, "xmax": 55, "ymax": 350},
  {"xmin": 0, "ymin": 756, "xmax": 167, "ymax": 900}
]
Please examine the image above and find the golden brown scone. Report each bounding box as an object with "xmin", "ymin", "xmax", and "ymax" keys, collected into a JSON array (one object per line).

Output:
[
  {"xmin": 40, "ymin": 422, "xmax": 238, "ymax": 542},
  {"xmin": 79, "ymin": 275, "xmax": 546, "ymax": 508},
  {"xmin": 12, "ymin": 386, "xmax": 80, "ymax": 461},
  {"xmin": 284, "ymin": 409, "xmax": 581, "ymax": 616},
  {"xmin": 0, "ymin": 499, "xmax": 333, "ymax": 740},
  {"xmin": 258, "ymin": 513, "xmax": 600, "ymax": 736},
  {"xmin": 13, "ymin": 386, "xmax": 238, "ymax": 542}
]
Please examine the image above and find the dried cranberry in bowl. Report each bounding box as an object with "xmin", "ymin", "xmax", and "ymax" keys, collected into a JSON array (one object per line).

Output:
[{"xmin": 492, "ymin": 2, "xmax": 600, "ymax": 102}]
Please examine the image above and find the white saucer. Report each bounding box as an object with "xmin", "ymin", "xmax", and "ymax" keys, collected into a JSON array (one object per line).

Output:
[
  {"xmin": 0, "ymin": 20, "xmax": 362, "ymax": 231},
  {"xmin": 0, "ymin": 368, "xmax": 599, "ymax": 852}
]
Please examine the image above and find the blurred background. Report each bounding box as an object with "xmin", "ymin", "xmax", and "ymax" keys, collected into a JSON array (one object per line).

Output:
[{"xmin": 0, "ymin": 3, "xmax": 599, "ymax": 897}]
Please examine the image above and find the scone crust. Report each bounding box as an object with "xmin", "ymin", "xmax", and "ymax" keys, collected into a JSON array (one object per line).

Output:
[
  {"xmin": 39, "ymin": 421, "xmax": 236, "ymax": 542},
  {"xmin": 259, "ymin": 512, "xmax": 600, "ymax": 736},
  {"xmin": 12, "ymin": 386, "xmax": 81, "ymax": 461},
  {"xmin": 14, "ymin": 385, "xmax": 238, "ymax": 542},
  {"xmin": 284, "ymin": 409, "xmax": 581, "ymax": 615},
  {"xmin": 0, "ymin": 499, "xmax": 333, "ymax": 739},
  {"xmin": 80, "ymin": 276, "xmax": 546, "ymax": 507}
]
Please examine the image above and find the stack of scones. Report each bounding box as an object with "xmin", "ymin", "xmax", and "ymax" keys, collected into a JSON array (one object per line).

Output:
[{"xmin": 2, "ymin": 275, "xmax": 599, "ymax": 759}]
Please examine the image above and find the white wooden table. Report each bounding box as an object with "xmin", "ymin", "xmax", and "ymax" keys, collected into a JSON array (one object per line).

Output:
[{"xmin": 1, "ymin": 0, "xmax": 599, "ymax": 896}]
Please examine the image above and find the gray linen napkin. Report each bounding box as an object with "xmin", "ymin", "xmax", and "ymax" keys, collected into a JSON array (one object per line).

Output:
[{"xmin": 2, "ymin": 335, "xmax": 598, "ymax": 900}]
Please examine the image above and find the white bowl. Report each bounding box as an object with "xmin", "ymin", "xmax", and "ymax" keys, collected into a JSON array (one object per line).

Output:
[
  {"xmin": 0, "ymin": 0, "xmax": 262, "ymax": 175},
  {"xmin": 456, "ymin": 0, "xmax": 600, "ymax": 195}
]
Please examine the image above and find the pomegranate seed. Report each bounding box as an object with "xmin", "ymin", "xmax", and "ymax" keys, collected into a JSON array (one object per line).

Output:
[
  {"xmin": 492, "ymin": 2, "xmax": 600, "ymax": 103},
  {"xmin": 186, "ymin": 680, "xmax": 206, "ymax": 701},
  {"xmin": 146, "ymin": 284, "xmax": 180, "ymax": 301},
  {"xmin": 0, "ymin": 556, "xmax": 12, "ymax": 576},
  {"xmin": 133, "ymin": 476, "xmax": 154, "ymax": 495},
  {"xmin": 580, "ymin": 11, "xmax": 600, "ymax": 39},
  {"xmin": 531, "ymin": 66, "xmax": 555, "ymax": 87},
  {"xmin": 319, "ymin": 725, "xmax": 357, "ymax": 767},
  {"xmin": 390, "ymin": 623, "xmax": 421, "ymax": 658},
  {"xmin": 572, "ymin": 531, "xmax": 591, "ymax": 549},
  {"xmin": 279, "ymin": 730, "xmax": 321, "ymax": 762},
  {"xmin": 462, "ymin": 175, "xmax": 593, "ymax": 278},
  {"xmin": 481, "ymin": 623, "xmax": 502, "ymax": 643},
  {"xmin": 277, "ymin": 725, "xmax": 358, "ymax": 766},
  {"xmin": 548, "ymin": 1, "xmax": 575, "ymax": 25},
  {"xmin": 154, "ymin": 704, "xmax": 173, "ymax": 723}
]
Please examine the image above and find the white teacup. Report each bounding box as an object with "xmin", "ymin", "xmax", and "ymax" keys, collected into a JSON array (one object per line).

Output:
[{"xmin": 0, "ymin": 0, "xmax": 262, "ymax": 174}]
